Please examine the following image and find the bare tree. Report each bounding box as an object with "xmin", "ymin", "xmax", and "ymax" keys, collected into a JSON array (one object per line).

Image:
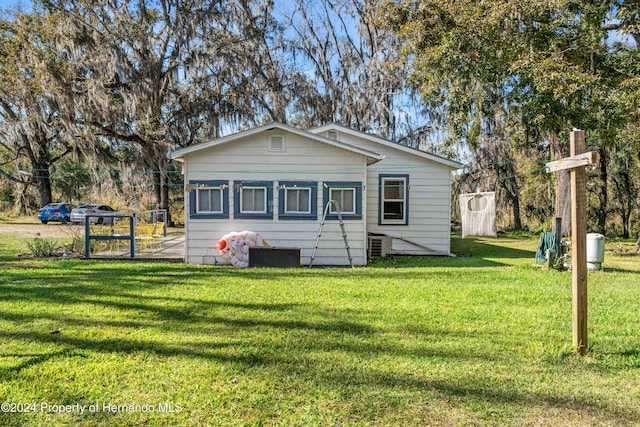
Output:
[{"xmin": 282, "ymin": 0, "xmax": 419, "ymax": 140}]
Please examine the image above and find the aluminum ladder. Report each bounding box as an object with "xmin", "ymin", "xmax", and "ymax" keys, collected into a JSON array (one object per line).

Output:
[{"xmin": 309, "ymin": 200, "xmax": 354, "ymax": 268}]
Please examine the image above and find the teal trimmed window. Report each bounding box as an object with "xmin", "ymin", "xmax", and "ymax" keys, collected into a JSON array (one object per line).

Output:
[
  {"xmin": 233, "ymin": 180, "xmax": 273, "ymax": 219},
  {"xmin": 322, "ymin": 181, "xmax": 362, "ymax": 220},
  {"xmin": 379, "ymin": 174, "xmax": 409, "ymax": 225},
  {"xmin": 189, "ymin": 180, "xmax": 229, "ymax": 219},
  {"xmin": 278, "ymin": 181, "xmax": 318, "ymax": 220}
]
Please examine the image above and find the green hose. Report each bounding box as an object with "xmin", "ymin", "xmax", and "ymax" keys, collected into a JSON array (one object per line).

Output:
[{"xmin": 535, "ymin": 231, "xmax": 556, "ymax": 264}]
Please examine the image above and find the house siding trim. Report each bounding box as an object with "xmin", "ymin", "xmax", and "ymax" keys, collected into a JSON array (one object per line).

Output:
[{"xmin": 308, "ymin": 123, "xmax": 463, "ymax": 169}]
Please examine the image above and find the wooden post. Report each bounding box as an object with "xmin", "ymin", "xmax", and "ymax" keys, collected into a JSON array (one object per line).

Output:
[
  {"xmin": 545, "ymin": 129, "xmax": 593, "ymax": 355},
  {"xmin": 570, "ymin": 130, "xmax": 588, "ymax": 355}
]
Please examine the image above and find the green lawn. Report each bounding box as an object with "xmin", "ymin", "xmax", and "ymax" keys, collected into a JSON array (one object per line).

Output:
[{"xmin": 0, "ymin": 234, "xmax": 639, "ymax": 426}]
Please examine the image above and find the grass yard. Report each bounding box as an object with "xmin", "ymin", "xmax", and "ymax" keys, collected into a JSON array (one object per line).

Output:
[{"xmin": 0, "ymin": 231, "xmax": 639, "ymax": 426}]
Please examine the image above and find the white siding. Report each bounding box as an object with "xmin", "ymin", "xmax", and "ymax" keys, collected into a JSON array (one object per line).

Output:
[
  {"xmin": 325, "ymin": 131, "xmax": 454, "ymax": 255},
  {"xmin": 182, "ymin": 129, "xmax": 368, "ymax": 266}
]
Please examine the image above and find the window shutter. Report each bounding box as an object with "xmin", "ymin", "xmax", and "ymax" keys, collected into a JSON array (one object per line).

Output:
[{"xmin": 189, "ymin": 188, "xmax": 196, "ymax": 215}]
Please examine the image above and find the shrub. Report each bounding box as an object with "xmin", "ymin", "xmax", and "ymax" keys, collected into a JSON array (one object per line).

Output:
[
  {"xmin": 26, "ymin": 235, "xmax": 59, "ymax": 257},
  {"xmin": 64, "ymin": 228, "xmax": 86, "ymax": 256}
]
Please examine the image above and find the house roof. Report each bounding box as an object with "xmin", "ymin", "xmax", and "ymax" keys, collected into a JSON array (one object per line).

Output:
[
  {"xmin": 168, "ymin": 122, "xmax": 385, "ymax": 165},
  {"xmin": 308, "ymin": 123, "xmax": 464, "ymax": 169}
]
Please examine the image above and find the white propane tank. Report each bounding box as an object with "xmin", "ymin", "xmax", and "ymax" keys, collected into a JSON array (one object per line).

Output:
[{"xmin": 586, "ymin": 233, "xmax": 605, "ymax": 271}]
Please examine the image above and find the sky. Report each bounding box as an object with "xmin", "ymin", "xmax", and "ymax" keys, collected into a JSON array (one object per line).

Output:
[{"xmin": 0, "ymin": 0, "xmax": 27, "ymax": 9}]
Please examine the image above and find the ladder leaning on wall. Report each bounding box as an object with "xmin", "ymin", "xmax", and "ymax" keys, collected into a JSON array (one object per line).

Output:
[{"xmin": 309, "ymin": 200, "xmax": 354, "ymax": 268}]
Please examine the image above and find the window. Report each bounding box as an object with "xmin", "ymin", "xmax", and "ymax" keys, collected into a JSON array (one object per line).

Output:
[
  {"xmin": 198, "ymin": 188, "xmax": 223, "ymax": 213},
  {"xmin": 189, "ymin": 180, "xmax": 229, "ymax": 219},
  {"xmin": 234, "ymin": 181, "xmax": 273, "ymax": 219},
  {"xmin": 322, "ymin": 181, "xmax": 362, "ymax": 220},
  {"xmin": 241, "ymin": 187, "xmax": 266, "ymax": 212},
  {"xmin": 379, "ymin": 175, "xmax": 409, "ymax": 225},
  {"xmin": 287, "ymin": 188, "xmax": 310, "ymax": 213},
  {"xmin": 278, "ymin": 181, "xmax": 318, "ymax": 220},
  {"xmin": 329, "ymin": 188, "xmax": 355, "ymax": 214}
]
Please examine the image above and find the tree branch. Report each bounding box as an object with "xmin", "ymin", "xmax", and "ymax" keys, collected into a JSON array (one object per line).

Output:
[{"xmin": 90, "ymin": 121, "xmax": 147, "ymax": 145}]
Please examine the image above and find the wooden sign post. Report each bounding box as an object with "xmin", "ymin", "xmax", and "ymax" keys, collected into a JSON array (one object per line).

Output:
[{"xmin": 545, "ymin": 129, "xmax": 594, "ymax": 355}]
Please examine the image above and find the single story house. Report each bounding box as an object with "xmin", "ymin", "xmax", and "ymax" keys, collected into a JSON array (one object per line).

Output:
[{"xmin": 169, "ymin": 122, "xmax": 463, "ymax": 266}]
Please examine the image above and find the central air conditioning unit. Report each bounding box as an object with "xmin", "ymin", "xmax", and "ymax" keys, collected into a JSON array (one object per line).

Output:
[{"xmin": 368, "ymin": 235, "xmax": 392, "ymax": 259}]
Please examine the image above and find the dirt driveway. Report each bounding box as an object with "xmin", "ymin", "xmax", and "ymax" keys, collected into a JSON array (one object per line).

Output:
[
  {"xmin": 0, "ymin": 221, "xmax": 84, "ymax": 239},
  {"xmin": 0, "ymin": 220, "xmax": 184, "ymax": 239}
]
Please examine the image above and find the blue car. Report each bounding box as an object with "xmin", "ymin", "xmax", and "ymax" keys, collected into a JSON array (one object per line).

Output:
[{"xmin": 38, "ymin": 203, "xmax": 72, "ymax": 224}]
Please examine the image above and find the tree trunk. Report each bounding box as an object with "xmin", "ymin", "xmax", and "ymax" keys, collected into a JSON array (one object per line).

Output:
[
  {"xmin": 550, "ymin": 134, "xmax": 572, "ymax": 237},
  {"xmin": 597, "ymin": 146, "xmax": 608, "ymax": 233},
  {"xmin": 501, "ymin": 175, "xmax": 523, "ymax": 231},
  {"xmin": 38, "ymin": 175, "xmax": 52, "ymax": 207},
  {"xmin": 612, "ymin": 159, "xmax": 634, "ymax": 239},
  {"xmin": 160, "ymin": 173, "xmax": 172, "ymax": 226},
  {"xmin": 34, "ymin": 162, "xmax": 53, "ymax": 207},
  {"xmin": 633, "ymin": 235, "xmax": 640, "ymax": 254},
  {"xmin": 622, "ymin": 211, "xmax": 631, "ymax": 239},
  {"xmin": 22, "ymin": 133, "xmax": 53, "ymax": 208},
  {"xmin": 504, "ymin": 172, "xmax": 522, "ymax": 230},
  {"xmin": 18, "ymin": 183, "xmax": 31, "ymax": 214},
  {"xmin": 621, "ymin": 169, "xmax": 632, "ymax": 239},
  {"xmin": 154, "ymin": 172, "xmax": 162, "ymax": 211},
  {"xmin": 512, "ymin": 193, "xmax": 522, "ymax": 230}
]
